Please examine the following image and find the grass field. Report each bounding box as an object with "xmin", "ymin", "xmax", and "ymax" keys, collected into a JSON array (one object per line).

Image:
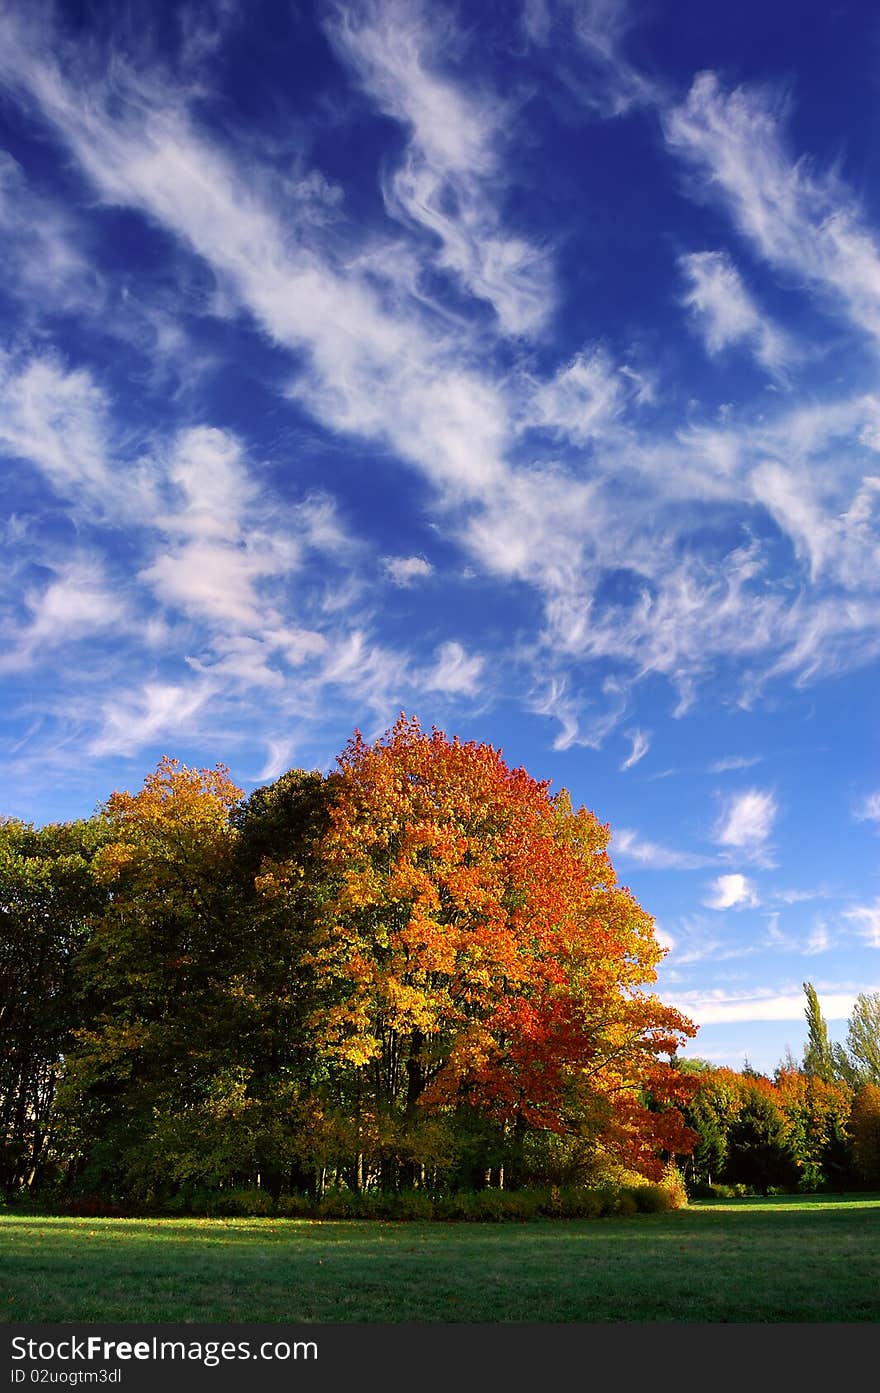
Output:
[{"xmin": 2, "ymin": 1194, "xmax": 879, "ymax": 1323}]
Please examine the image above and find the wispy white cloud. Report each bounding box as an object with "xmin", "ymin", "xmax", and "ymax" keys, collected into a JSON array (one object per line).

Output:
[
  {"xmin": 327, "ymin": 0, "xmax": 552, "ymax": 336},
  {"xmin": 89, "ymin": 678, "xmax": 216, "ymax": 757},
  {"xmin": 384, "ymin": 554, "xmax": 433, "ymax": 586},
  {"xmin": 679, "ymin": 250, "xmax": 790, "ymax": 375},
  {"xmin": 709, "ymin": 754, "xmax": 762, "ymax": 773},
  {"xmin": 844, "ymin": 902, "xmax": 880, "ymax": 949},
  {"xmin": 0, "ymin": 354, "xmax": 140, "ymax": 519},
  {"xmin": 805, "ymin": 919, "xmax": 831, "ymax": 955},
  {"xmin": 620, "ymin": 727, "xmax": 650, "ymax": 771},
  {"xmin": 526, "ymin": 0, "xmax": 657, "ymax": 117},
  {"xmin": 0, "ymin": 8, "xmax": 512, "ymax": 513},
  {"xmin": 714, "ymin": 788, "xmax": 778, "ymax": 855},
  {"xmin": 854, "ymin": 791, "xmax": 880, "ymax": 825},
  {"xmin": 703, "ymin": 873, "xmax": 759, "ymax": 910},
  {"xmin": 666, "ymin": 70, "xmax": 880, "ymax": 345},
  {"xmin": 4, "ymin": 2, "xmax": 880, "ymax": 776},
  {"xmin": 771, "ymin": 886, "xmax": 828, "ymax": 905},
  {"xmin": 528, "ymin": 672, "xmax": 629, "ymax": 752},
  {"xmin": 667, "ymin": 986, "xmax": 862, "ymax": 1026},
  {"xmin": 613, "ymin": 827, "xmax": 710, "ymax": 870},
  {"xmin": 0, "ymin": 557, "xmax": 129, "ymax": 672},
  {"xmin": 141, "ymin": 427, "xmax": 305, "ymax": 630},
  {"xmin": 419, "ymin": 640, "xmax": 484, "ymax": 695},
  {"xmin": 0, "ymin": 149, "xmax": 97, "ymax": 316},
  {"xmin": 528, "ymin": 348, "xmax": 624, "ymax": 443},
  {"xmin": 257, "ymin": 738, "xmax": 298, "ymax": 783}
]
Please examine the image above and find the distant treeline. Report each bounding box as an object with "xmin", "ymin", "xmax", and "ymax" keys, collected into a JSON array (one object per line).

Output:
[
  {"xmin": 678, "ymin": 1016, "xmax": 880, "ymax": 1196},
  {"xmin": 2, "ymin": 716, "xmax": 879, "ymax": 1209}
]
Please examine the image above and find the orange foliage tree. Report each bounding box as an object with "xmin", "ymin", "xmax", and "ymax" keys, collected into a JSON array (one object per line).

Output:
[{"xmin": 300, "ymin": 715, "xmax": 697, "ymax": 1180}]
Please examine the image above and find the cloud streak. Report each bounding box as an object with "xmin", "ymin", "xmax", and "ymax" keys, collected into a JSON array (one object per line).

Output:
[{"xmin": 666, "ymin": 71, "xmax": 880, "ymax": 346}]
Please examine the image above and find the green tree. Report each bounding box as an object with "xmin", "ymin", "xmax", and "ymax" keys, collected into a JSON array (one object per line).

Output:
[
  {"xmin": 60, "ymin": 760, "xmax": 343, "ymax": 1202},
  {"xmin": 802, "ymin": 981, "xmax": 834, "ymax": 1083},
  {"xmin": 675, "ymin": 1060, "xmax": 737, "ymax": 1190},
  {"xmin": 56, "ymin": 759, "xmax": 248, "ymax": 1198},
  {"xmin": 0, "ymin": 817, "xmax": 108, "ymax": 1195},
  {"xmin": 844, "ymin": 992, "xmax": 880, "ymax": 1086},
  {"xmin": 229, "ymin": 766, "xmax": 342, "ymax": 1195},
  {"xmin": 724, "ymin": 1082, "xmax": 799, "ymax": 1194}
]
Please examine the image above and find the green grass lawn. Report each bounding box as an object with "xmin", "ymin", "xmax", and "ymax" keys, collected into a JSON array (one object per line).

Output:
[{"xmin": 2, "ymin": 1194, "xmax": 879, "ymax": 1323}]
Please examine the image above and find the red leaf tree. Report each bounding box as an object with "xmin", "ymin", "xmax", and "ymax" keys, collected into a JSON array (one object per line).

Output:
[{"xmin": 304, "ymin": 715, "xmax": 697, "ymax": 1179}]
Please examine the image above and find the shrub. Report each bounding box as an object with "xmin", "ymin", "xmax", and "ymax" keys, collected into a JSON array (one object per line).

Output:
[
  {"xmin": 274, "ymin": 1193, "xmax": 314, "ymax": 1218},
  {"xmin": 214, "ymin": 1187, "xmax": 274, "ymax": 1217},
  {"xmin": 707, "ymin": 1182, "xmax": 754, "ymax": 1200},
  {"xmin": 659, "ymin": 1165, "xmax": 689, "ymax": 1210},
  {"xmin": 163, "ymin": 1188, "xmax": 220, "ymax": 1216},
  {"xmin": 60, "ymin": 1194, "xmax": 130, "ymax": 1218},
  {"xmin": 498, "ymin": 1189, "xmax": 544, "ymax": 1221},
  {"xmin": 470, "ymin": 1189, "xmax": 507, "ymax": 1222},
  {"xmin": 391, "ymin": 1191, "xmax": 435, "ymax": 1221},
  {"xmin": 614, "ymin": 1189, "xmax": 639, "ymax": 1217},
  {"xmin": 315, "ymin": 1189, "xmax": 357, "ymax": 1219},
  {"xmin": 434, "ymin": 1191, "xmax": 474, "ymax": 1221},
  {"xmin": 577, "ymin": 1189, "xmax": 607, "ymax": 1219},
  {"xmin": 629, "ymin": 1183, "xmax": 672, "ymax": 1214}
]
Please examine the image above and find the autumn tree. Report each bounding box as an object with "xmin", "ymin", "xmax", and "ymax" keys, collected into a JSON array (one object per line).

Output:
[
  {"xmin": 773, "ymin": 1067, "xmax": 852, "ymax": 1191},
  {"xmin": 294, "ymin": 715, "xmax": 697, "ymax": 1185},
  {"xmin": 848, "ymin": 1083, "xmax": 880, "ymax": 1185}
]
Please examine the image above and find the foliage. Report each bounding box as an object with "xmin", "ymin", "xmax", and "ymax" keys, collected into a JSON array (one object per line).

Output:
[
  {"xmin": 773, "ymin": 1067, "xmax": 851, "ymax": 1191},
  {"xmin": 724, "ymin": 1082, "xmax": 800, "ymax": 1194},
  {"xmin": 28, "ymin": 721, "xmax": 880, "ymax": 1205},
  {"xmin": 802, "ymin": 981, "xmax": 835, "ymax": 1084},
  {"xmin": 679, "ymin": 1064, "xmax": 742, "ymax": 1189},
  {"xmin": 2, "ymin": 725, "xmax": 697, "ymax": 1201},
  {"xmin": 849, "ymin": 1084, "xmax": 880, "ymax": 1185},
  {"xmin": 0, "ymin": 816, "xmax": 109, "ymax": 1195},
  {"xmin": 844, "ymin": 993, "xmax": 880, "ymax": 1087},
  {"xmin": 301, "ymin": 714, "xmax": 697, "ymax": 1181},
  {"xmin": 53, "ymin": 758, "xmax": 247, "ymax": 1198}
]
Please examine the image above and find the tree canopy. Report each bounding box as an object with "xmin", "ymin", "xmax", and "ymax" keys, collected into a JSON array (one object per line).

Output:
[{"xmin": 2, "ymin": 717, "xmax": 699, "ymax": 1201}]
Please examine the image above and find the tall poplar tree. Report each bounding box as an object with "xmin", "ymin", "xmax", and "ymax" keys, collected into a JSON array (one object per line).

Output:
[{"xmin": 802, "ymin": 981, "xmax": 834, "ymax": 1083}]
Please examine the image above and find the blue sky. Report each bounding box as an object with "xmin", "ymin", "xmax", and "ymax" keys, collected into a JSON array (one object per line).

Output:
[{"xmin": 1, "ymin": 0, "xmax": 879, "ymax": 1074}]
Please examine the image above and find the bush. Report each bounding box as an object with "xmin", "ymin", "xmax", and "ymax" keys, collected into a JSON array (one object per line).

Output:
[
  {"xmin": 659, "ymin": 1165, "xmax": 689, "ymax": 1210},
  {"xmin": 498, "ymin": 1189, "xmax": 544, "ymax": 1221},
  {"xmin": 613, "ymin": 1189, "xmax": 639, "ymax": 1217},
  {"xmin": 274, "ymin": 1193, "xmax": 314, "ymax": 1218},
  {"xmin": 433, "ymin": 1191, "xmax": 473, "ymax": 1221},
  {"xmin": 152, "ymin": 1180, "xmax": 695, "ymax": 1223},
  {"xmin": 391, "ymin": 1191, "xmax": 435, "ymax": 1221},
  {"xmin": 628, "ymin": 1183, "xmax": 671, "ymax": 1214},
  {"xmin": 470, "ymin": 1189, "xmax": 508, "ymax": 1222},
  {"xmin": 576, "ymin": 1189, "xmax": 607, "ymax": 1219},
  {"xmin": 213, "ymin": 1187, "xmax": 274, "ymax": 1217},
  {"xmin": 58, "ymin": 1194, "xmax": 131, "ymax": 1218},
  {"xmin": 315, "ymin": 1189, "xmax": 358, "ymax": 1219},
  {"xmin": 706, "ymin": 1182, "xmax": 754, "ymax": 1200}
]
